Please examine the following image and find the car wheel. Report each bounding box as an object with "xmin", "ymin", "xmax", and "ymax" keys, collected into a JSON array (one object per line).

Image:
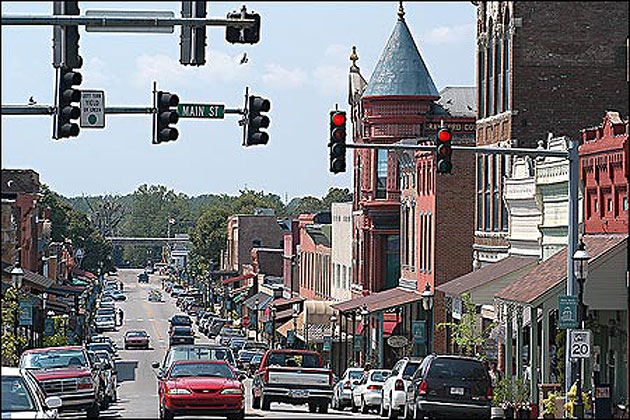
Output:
[
  {"xmin": 361, "ymin": 397, "xmax": 369, "ymax": 414},
  {"xmin": 261, "ymin": 396, "xmax": 271, "ymax": 411},
  {"xmin": 86, "ymin": 403, "xmax": 100, "ymax": 418},
  {"xmin": 162, "ymin": 405, "xmax": 174, "ymax": 420},
  {"xmin": 308, "ymin": 402, "xmax": 318, "ymax": 413},
  {"xmin": 389, "ymin": 396, "xmax": 398, "ymax": 420},
  {"xmin": 318, "ymin": 402, "xmax": 329, "ymax": 414}
]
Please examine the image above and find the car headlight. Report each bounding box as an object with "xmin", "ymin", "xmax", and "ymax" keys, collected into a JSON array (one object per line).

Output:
[
  {"xmin": 168, "ymin": 388, "xmax": 192, "ymax": 395},
  {"xmin": 77, "ymin": 377, "xmax": 94, "ymax": 390},
  {"xmin": 220, "ymin": 388, "xmax": 243, "ymax": 395}
]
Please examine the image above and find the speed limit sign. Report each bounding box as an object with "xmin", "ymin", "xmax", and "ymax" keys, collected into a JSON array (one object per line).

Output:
[{"xmin": 569, "ymin": 330, "xmax": 591, "ymax": 359}]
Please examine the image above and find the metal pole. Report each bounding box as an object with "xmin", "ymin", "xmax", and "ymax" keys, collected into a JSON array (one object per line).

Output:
[
  {"xmin": 565, "ymin": 139, "xmax": 580, "ymax": 414},
  {"xmin": 1, "ymin": 15, "xmax": 256, "ymax": 28},
  {"xmin": 2, "ymin": 105, "xmax": 243, "ymax": 116},
  {"xmin": 346, "ymin": 142, "xmax": 569, "ymax": 158}
]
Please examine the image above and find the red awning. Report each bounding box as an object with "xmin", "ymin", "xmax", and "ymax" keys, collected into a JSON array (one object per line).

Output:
[
  {"xmin": 356, "ymin": 318, "xmax": 400, "ymax": 336},
  {"xmin": 222, "ymin": 273, "xmax": 255, "ymax": 285}
]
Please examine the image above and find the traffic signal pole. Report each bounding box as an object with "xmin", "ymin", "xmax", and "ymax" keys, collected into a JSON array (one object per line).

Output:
[{"xmin": 346, "ymin": 138, "xmax": 581, "ymax": 415}]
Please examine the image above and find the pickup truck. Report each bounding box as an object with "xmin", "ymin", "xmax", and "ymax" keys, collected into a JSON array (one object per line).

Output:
[
  {"xmin": 251, "ymin": 349, "xmax": 333, "ymax": 413},
  {"xmin": 19, "ymin": 346, "xmax": 103, "ymax": 418}
]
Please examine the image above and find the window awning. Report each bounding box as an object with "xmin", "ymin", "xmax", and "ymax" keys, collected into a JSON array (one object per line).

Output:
[
  {"xmin": 260, "ymin": 308, "xmax": 294, "ymax": 323},
  {"xmin": 356, "ymin": 318, "xmax": 400, "ymax": 336},
  {"xmin": 229, "ymin": 285, "xmax": 251, "ymax": 297},
  {"xmin": 243, "ymin": 292, "xmax": 273, "ymax": 310},
  {"xmin": 331, "ymin": 287, "xmax": 423, "ymax": 314},
  {"xmin": 222, "ymin": 273, "xmax": 255, "ymax": 285}
]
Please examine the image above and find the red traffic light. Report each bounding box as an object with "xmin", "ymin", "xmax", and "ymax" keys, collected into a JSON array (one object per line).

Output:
[
  {"xmin": 438, "ymin": 128, "xmax": 452, "ymax": 142},
  {"xmin": 332, "ymin": 113, "xmax": 346, "ymax": 126}
]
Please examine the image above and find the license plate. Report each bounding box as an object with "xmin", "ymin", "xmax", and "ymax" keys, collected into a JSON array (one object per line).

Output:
[
  {"xmin": 450, "ymin": 387, "xmax": 464, "ymax": 395},
  {"xmin": 291, "ymin": 390, "xmax": 309, "ymax": 398}
]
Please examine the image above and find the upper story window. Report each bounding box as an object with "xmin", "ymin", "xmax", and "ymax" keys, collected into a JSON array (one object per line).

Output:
[
  {"xmin": 501, "ymin": 155, "xmax": 509, "ymax": 231},
  {"xmin": 477, "ymin": 154, "xmax": 483, "ymax": 230},
  {"xmin": 486, "ymin": 19, "xmax": 494, "ymax": 118},
  {"xmin": 478, "ymin": 50, "xmax": 485, "ymax": 119},
  {"xmin": 503, "ymin": 10, "xmax": 511, "ymax": 112},
  {"xmin": 484, "ymin": 156, "xmax": 491, "ymax": 231},
  {"xmin": 492, "ymin": 155, "xmax": 500, "ymax": 231},
  {"xmin": 376, "ymin": 149, "xmax": 388, "ymax": 199},
  {"xmin": 494, "ymin": 30, "xmax": 501, "ymax": 116}
]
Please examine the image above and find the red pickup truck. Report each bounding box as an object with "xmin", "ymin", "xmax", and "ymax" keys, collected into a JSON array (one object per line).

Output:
[
  {"xmin": 251, "ymin": 349, "xmax": 333, "ymax": 413},
  {"xmin": 19, "ymin": 346, "xmax": 103, "ymax": 418}
]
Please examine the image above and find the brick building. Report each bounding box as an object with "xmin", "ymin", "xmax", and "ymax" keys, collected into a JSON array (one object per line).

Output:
[
  {"xmin": 472, "ymin": 1, "xmax": 629, "ymax": 268},
  {"xmin": 580, "ymin": 111, "xmax": 629, "ymax": 234},
  {"xmin": 297, "ymin": 212, "xmax": 332, "ymax": 301},
  {"xmin": 282, "ymin": 219, "xmax": 300, "ymax": 296}
]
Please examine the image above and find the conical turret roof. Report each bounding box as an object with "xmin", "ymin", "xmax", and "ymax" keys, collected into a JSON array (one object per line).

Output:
[{"xmin": 363, "ymin": 15, "xmax": 439, "ymax": 98}]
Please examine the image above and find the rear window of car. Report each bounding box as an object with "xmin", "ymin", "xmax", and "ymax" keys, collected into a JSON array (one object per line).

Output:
[
  {"xmin": 428, "ymin": 358, "xmax": 488, "ymax": 382},
  {"xmin": 348, "ymin": 370, "xmax": 363, "ymax": 380},
  {"xmin": 167, "ymin": 347, "xmax": 235, "ymax": 366},
  {"xmin": 173, "ymin": 326, "xmax": 191, "ymax": 334},
  {"xmin": 370, "ymin": 371, "xmax": 390, "ymax": 382},
  {"xmin": 402, "ymin": 362, "xmax": 421, "ymax": 379},
  {"xmin": 265, "ymin": 352, "xmax": 322, "ymax": 368},
  {"xmin": 171, "ymin": 316, "xmax": 191, "ymax": 325}
]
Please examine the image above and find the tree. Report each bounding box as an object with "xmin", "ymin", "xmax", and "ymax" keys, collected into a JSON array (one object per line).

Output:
[
  {"xmin": 1, "ymin": 287, "xmax": 28, "ymax": 367},
  {"xmin": 321, "ymin": 187, "xmax": 352, "ymax": 208},
  {"xmin": 287, "ymin": 196, "xmax": 324, "ymax": 216},
  {"xmin": 190, "ymin": 201, "xmax": 234, "ymax": 267}
]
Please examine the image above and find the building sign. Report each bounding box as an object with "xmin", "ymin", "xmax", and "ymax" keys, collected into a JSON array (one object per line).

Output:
[
  {"xmin": 323, "ymin": 335, "xmax": 331, "ymax": 351},
  {"xmin": 412, "ymin": 320, "xmax": 426, "ymax": 344},
  {"xmin": 19, "ymin": 300, "xmax": 33, "ymax": 326},
  {"xmin": 425, "ymin": 122, "xmax": 476, "ymax": 132},
  {"xmin": 353, "ymin": 335, "xmax": 363, "ymax": 351},
  {"xmin": 558, "ymin": 295, "xmax": 578, "ymax": 329},
  {"xmin": 387, "ymin": 335, "xmax": 409, "ymax": 348},
  {"xmin": 452, "ymin": 297, "xmax": 462, "ymax": 320},
  {"xmin": 287, "ymin": 330, "xmax": 295, "ymax": 345}
]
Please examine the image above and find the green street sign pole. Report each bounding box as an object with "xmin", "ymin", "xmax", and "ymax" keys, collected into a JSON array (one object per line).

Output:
[{"xmin": 177, "ymin": 103, "xmax": 225, "ymax": 119}]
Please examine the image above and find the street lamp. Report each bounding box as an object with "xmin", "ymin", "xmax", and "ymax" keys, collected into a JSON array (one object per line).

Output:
[
  {"xmin": 270, "ymin": 305, "xmax": 277, "ymax": 350},
  {"xmin": 62, "ymin": 314, "xmax": 69, "ymax": 341},
  {"xmin": 572, "ymin": 240, "xmax": 590, "ymax": 419},
  {"xmin": 330, "ymin": 313, "xmax": 337, "ymax": 373},
  {"xmin": 422, "ymin": 282, "xmax": 434, "ymax": 355},
  {"xmin": 42, "ymin": 292, "xmax": 48, "ymax": 312},
  {"xmin": 11, "ymin": 263, "xmax": 24, "ymax": 354},
  {"xmin": 254, "ymin": 297, "xmax": 260, "ymax": 342},
  {"xmin": 361, "ymin": 305, "xmax": 369, "ymax": 366},
  {"xmin": 292, "ymin": 307, "xmax": 299, "ymax": 349}
]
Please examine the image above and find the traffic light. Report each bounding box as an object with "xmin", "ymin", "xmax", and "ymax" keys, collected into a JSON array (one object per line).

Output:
[
  {"xmin": 180, "ymin": 1, "xmax": 207, "ymax": 66},
  {"xmin": 153, "ymin": 91, "xmax": 180, "ymax": 144},
  {"xmin": 244, "ymin": 95, "xmax": 271, "ymax": 146},
  {"xmin": 53, "ymin": 1, "xmax": 83, "ymax": 69},
  {"xmin": 436, "ymin": 126, "xmax": 453, "ymax": 174},
  {"xmin": 226, "ymin": 6, "xmax": 261, "ymax": 44},
  {"xmin": 329, "ymin": 111, "xmax": 347, "ymax": 174},
  {"xmin": 54, "ymin": 67, "xmax": 82, "ymax": 139}
]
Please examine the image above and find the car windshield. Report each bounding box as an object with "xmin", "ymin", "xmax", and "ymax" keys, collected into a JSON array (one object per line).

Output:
[
  {"xmin": 2, "ymin": 376, "xmax": 35, "ymax": 412},
  {"xmin": 88, "ymin": 344, "xmax": 112, "ymax": 352},
  {"xmin": 251, "ymin": 354, "xmax": 263, "ymax": 363},
  {"xmin": 168, "ymin": 347, "xmax": 235, "ymax": 366},
  {"xmin": 348, "ymin": 370, "xmax": 363, "ymax": 380},
  {"xmin": 169, "ymin": 363, "xmax": 235, "ymax": 379},
  {"xmin": 266, "ymin": 352, "xmax": 322, "ymax": 368},
  {"xmin": 402, "ymin": 362, "xmax": 421, "ymax": 379},
  {"xmin": 21, "ymin": 350, "xmax": 87, "ymax": 369},
  {"xmin": 429, "ymin": 359, "xmax": 488, "ymax": 381},
  {"xmin": 127, "ymin": 331, "xmax": 147, "ymax": 337}
]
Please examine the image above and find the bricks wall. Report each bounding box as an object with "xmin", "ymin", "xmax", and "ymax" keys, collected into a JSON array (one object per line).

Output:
[{"xmin": 235, "ymin": 216, "xmax": 284, "ymax": 273}]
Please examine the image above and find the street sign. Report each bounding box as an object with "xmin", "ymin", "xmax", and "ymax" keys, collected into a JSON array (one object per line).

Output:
[
  {"xmin": 323, "ymin": 335, "xmax": 331, "ymax": 351},
  {"xmin": 353, "ymin": 335, "xmax": 363, "ymax": 351},
  {"xmin": 44, "ymin": 319, "xmax": 54, "ymax": 336},
  {"xmin": 85, "ymin": 10, "xmax": 175, "ymax": 33},
  {"xmin": 287, "ymin": 330, "xmax": 295, "ymax": 345},
  {"xmin": 177, "ymin": 103, "xmax": 225, "ymax": 119},
  {"xmin": 387, "ymin": 335, "xmax": 409, "ymax": 348},
  {"xmin": 80, "ymin": 90, "xmax": 105, "ymax": 128},
  {"xmin": 412, "ymin": 320, "xmax": 426, "ymax": 344},
  {"xmin": 569, "ymin": 329, "xmax": 591, "ymax": 358},
  {"xmin": 18, "ymin": 300, "xmax": 33, "ymax": 326},
  {"xmin": 558, "ymin": 295, "xmax": 579, "ymax": 329}
]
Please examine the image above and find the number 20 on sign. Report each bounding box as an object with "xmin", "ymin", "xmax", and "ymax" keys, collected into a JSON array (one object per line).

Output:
[{"xmin": 569, "ymin": 329, "xmax": 591, "ymax": 359}]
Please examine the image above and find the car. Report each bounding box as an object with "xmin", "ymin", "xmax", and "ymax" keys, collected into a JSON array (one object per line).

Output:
[
  {"xmin": 170, "ymin": 285, "xmax": 185, "ymax": 297},
  {"xmin": 169, "ymin": 326, "xmax": 195, "ymax": 346},
  {"xmin": 207, "ymin": 318, "xmax": 233, "ymax": 338},
  {"xmin": 230, "ymin": 337, "xmax": 247, "ymax": 352},
  {"xmin": 2, "ymin": 366, "xmax": 62, "ymax": 419},
  {"xmin": 247, "ymin": 352, "xmax": 264, "ymax": 376},
  {"xmin": 152, "ymin": 344, "xmax": 237, "ymax": 378},
  {"xmin": 95, "ymin": 314, "xmax": 116, "ymax": 332},
  {"xmin": 124, "ymin": 330, "xmax": 150, "ymax": 350},
  {"xmin": 86, "ymin": 351, "xmax": 109, "ymax": 410},
  {"xmin": 380, "ymin": 357, "xmax": 424, "ymax": 418},
  {"xmin": 169, "ymin": 314, "xmax": 192, "ymax": 329},
  {"xmin": 148, "ymin": 291, "xmax": 163, "ymax": 302},
  {"xmin": 93, "ymin": 351, "xmax": 118, "ymax": 407},
  {"xmin": 109, "ymin": 290, "xmax": 127, "ymax": 301},
  {"xmin": 19, "ymin": 346, "xmax": 103, "ymax": 418},
  {"xmin": 217, "ymin": 328, "xmax": 245, "ymax": 347},
  {"xmin": 157, "ymin": 361, "xmax": 245, "ymax": 420},
  {"xmin": 137, "ymin": 273, "xmax": 149, "ymax": 283},
  {"xmin": 241, "ymin": 341, "xmax": 269, "ymax": 353},
  {"xmin": 236, "ymin": 350, "xmax": 260, "ymax": 370},
  {"xmin": 331, "ymin": 367, "xmax": 364, "ymax": 411},
  {"xmin": 351, "ymin": 369, "xmax": 391, "ymax": 414},
  {"xmin": 87, "ymin": 342, "xmax": 117, "ymax": 359},
  {"xmin": 89, "ymin": 335, "xmax": 117, "ymax": 349},
  {"xmin": 405, "ymin": 355, "xmax": 492, "ymax": 419}
]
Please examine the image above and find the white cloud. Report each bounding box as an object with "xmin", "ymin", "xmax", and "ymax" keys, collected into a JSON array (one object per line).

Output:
[
  {"xmin": 312, "ymin": 64, "xmax": 347, "ymax": 95},
  {"xmin": 82, "ymin": 57, "xmax": 111, "ymax": 87},
  {"xmin": 423, "ymin": 23, "xmax": 475, "ymax": 45},
  {"xmin": 261, "ymin": 64, "xmax": 308, "ymax": 89},
  {"xmin": 324, "ymin": 44, "xmax": 347, "ymax": 58}
]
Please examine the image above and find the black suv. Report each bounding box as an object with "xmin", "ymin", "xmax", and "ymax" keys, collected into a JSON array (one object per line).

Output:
[
  {"xmin": 405, "ymin": 355, "xmax": 492, "ymax": 419},
  {"xmin": 169, "ymin": 314, "xmax": 192, "ymax": 329}
]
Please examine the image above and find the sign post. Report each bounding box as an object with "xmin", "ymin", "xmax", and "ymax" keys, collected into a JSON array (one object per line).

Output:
[{"xmin": 412, "ymin": 320, "xmax": 426, "ymax": 344}]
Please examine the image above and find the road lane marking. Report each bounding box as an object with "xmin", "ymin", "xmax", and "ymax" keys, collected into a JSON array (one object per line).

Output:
[{"xmin": 136, "ymin": 318, "xmax": 144, "ymax": 321}]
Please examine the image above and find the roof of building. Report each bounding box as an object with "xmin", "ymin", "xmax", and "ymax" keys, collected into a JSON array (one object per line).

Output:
[
  {"xmin": 436, "ymin": 87, "xmax": 476, "ymax": 117},
  {"xmin": 243, "ymin": 292, "xmax": 273, "ymax": 310},
  {"xmin": 363, "ymin": 14, "xmax": 439, "ymax": 98},
  {"xmin": 332, "ymin": 286, "xmax": 423, "ymax": 313},
  {"xmin": 305, "ymin": 225, "xmax": 331, "ymax": 247},
  {"xmin": 1, "ymin": 169, "xmax": 40, "ymax": 195},
  {"xmin": 495, "ymin": 235, "xmax": 627, "ymax": 304}
]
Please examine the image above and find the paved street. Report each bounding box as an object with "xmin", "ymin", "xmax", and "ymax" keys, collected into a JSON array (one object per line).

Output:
[{"xmin": 67, "ymin": 269, "xmax": 379, "ymax": 419}]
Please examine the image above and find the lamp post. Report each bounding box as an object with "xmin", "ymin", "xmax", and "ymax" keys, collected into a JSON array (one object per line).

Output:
[
  {"xmin": 270, "ymin": 305, "xmax": 277, "ymax": 350},
  {"xmin": 292, "ymin": 307, "xmax": 299, "ymax": 349},
  {"xmin": 254, "ymin": 297, "xmax": 260, "ymax": 342},
  {"xmin": 11, "ymin": 263, "xmax": 24, "ymax": 354},
  {"xmin": 361, "ymin": 305, "xmax": 369, "ymax": 366},
  {"xmin": 62, "ymin": 314, "xmax": 69, "ymax": 342},
  {"xmin": 572, "ymin": 240, "xmax": 590, "ymax": 419},
  {"xmin": 422, "ymin": 282, "xmax": 434, "ymax": 356},
  {"xmin": 330, "ymin": 313, "xmax": 337, "ymax": 373}
]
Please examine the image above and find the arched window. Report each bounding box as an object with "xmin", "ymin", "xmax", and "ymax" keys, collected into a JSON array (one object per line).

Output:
[
  {"xmin": 487, "ymin": 19, "xmax": 494, "ymax": 118},
  {"xmin": 503, "ymin": 10, "xmax": 511, "ymax": 112}
]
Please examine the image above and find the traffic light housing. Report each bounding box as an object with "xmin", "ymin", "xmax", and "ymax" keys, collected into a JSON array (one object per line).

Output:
[
  {"xmin": 329, "ymin": 111, "xmax": 347, "ymax": 174},
  {"xmin": 153, "ymin": 91, "xmax": 180, "ymax": 144},
  {"xmin": 245, "ymin": 95, "xmax": 271, "ymax": 146},
  {"xmin": 226, "ymin": 7, "xmax": 261, "ymax": 44},
  {"xmin": 436, "ymin": 127, "xmax": 453, "ymax": 174},
  {"xmin": 180, "ymin": 1, "xmax": 207, "ymax": 65},
  {"xmin": 54, "ymin": 67, "xmax": 82, "ymax": 139}
]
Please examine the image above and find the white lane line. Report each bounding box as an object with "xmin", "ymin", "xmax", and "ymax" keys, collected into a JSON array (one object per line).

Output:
[
  {"xmin": 136, "ymin": 318, "xmax": 144, "ymax": 321},
  {"xmin": 148, "ymin": 318, "xmax": 155, "ymax": 321}
]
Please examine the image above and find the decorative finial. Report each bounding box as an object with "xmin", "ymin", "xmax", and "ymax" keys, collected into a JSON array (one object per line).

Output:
[
  {"xmin": 398, "ymin": 1, "xmax": 405, "ymax": 20},
  {"xmin": 350, "ymin": 46, "xmax": 359, "ymax": 71}
]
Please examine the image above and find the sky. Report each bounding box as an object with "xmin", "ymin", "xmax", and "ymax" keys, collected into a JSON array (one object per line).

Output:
[{"xmin": 1, "ymin": 1, "xmax": 476, "ymax": 200}]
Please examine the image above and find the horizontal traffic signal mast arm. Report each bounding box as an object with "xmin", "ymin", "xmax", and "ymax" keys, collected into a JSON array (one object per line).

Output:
[
  {"xmin": 345, "ymin": 141, "xmax": 570, "ymax": 158},
  {"xmin": 1, "ymin": 15, "xmax": 257, "ymax": 28},
  {"xmin": 2, "ymin": 105, "xmax": 244, "ymax": 115}
]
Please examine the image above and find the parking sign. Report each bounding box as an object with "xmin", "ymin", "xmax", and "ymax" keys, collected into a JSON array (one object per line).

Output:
[{"xmin": 569, "ymin": 329, "xmax": 591, "ymax": 359}]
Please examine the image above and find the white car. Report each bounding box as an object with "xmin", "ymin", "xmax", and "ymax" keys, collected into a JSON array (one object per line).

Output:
[
  {"xmin": 2, "ymin": 367, "xmax": 62, "ymax": 419},
  {"xmin": 380, "ymin": 357, "xmax": 424, "ymax": 418},
  {"xmin": 351, "ymin": 369, "xmax": 391, "ymax": 414},
  {"xmin": 331, "ymin": 367, "xmax": 364, "ymax": 411},
  {"xmin": 95, "ymin": 315, "xmax": 116, "ymax": 332}
]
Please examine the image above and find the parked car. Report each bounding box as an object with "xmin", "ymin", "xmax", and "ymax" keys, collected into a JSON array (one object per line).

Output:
[
  {"xmin": 137, "ymin": 272, "xmax": 149, "ymax": 283},
  {"xmin": 169, "ymin": 326, "xmax": 195, "ymax": 347},
  {"xmin": 2, "ymin": 366, "xmax": 62, "ymax": 419},
  {"xmin": 124, "ymin": 330, "xmax": 150, "ymax": 350},
  {"xmin": 19, "ymin": 346, "xmax": 103, "ymax": 418},
  {"xmin": 86, "ymin": 342, "xmax": 117, "ymax": 359},
  {"xmin": 157, "ymin": 361, "xmax": 245, "ymax": 420},
  {"xmin": 331, "ymin": 367, "xmax": 364, "ymax": 411},
  {"xmin": 236, "ymin": 350, "xmax": 260, "ymax": 370},
  {"xmin": 380, "ymin": 356, "xmax": 424, "ymax": 418},
  {"xmin": 86, "ymin": 351, "xmax": 109, "ymax": 410},
  {"xmin": 217, "ymin": 327, "xmax": 245, "ymax": 347},
  {"xmin": 152, "ymin": 344, "xmax": 237, "ymax": 378},
  {"xmin": 405, "ymin": 355, "xmax": 492, "ymax": 419},
  {"xmin": 89, "ymin": 335, "xmax": 117, "ymax": 349},
  {"xmin": 251, "ymin": 350, "xmax": 333, "ymax": 413},
  {"xmin": 109, "ymin": 290, "xmax": 127, "ymax": 301},
  {"xmin": 95, "ymin": 314, "xmax": 116, "ymax": 332},
  {"xmin": 207, "ymin": 318, "xmax": 233, "ymax": 338},
  {"xmin": 351, "ymin": 369, "xmax": 390, "ymax": 414},
  {"xmin": 148, "ymin": 291, "xmax": 163, "ymax": 302},
  {"xmin": 170, "ymin": 285, "xmax": 185, "ymax": 297},
  {"xmin": 93, "ymin": 351, "xmax": 117, "ymax": 407}
]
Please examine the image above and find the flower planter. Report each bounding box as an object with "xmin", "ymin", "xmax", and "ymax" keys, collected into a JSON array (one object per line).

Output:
[
  {"xmin": 491, "ymin": 407, "xmax": 505, "ymax": 419},
  {"xmin": 504, "ymin": 406, "xmax": 515, "ymax": 419}
]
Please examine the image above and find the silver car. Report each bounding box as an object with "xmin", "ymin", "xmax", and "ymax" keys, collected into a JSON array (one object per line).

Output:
[
  {"xmin": 351, "ymin": 369, "xmax": 391, "ymax": 414},
  {"xmin": 331, "ymin": 367, "xmax": 364, "ymax": 411}
]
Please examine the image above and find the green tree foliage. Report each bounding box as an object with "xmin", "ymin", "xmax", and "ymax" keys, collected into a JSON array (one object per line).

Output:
[
  {"xmin": 321, "ymin": 187, "xmax": 352, "ymax": 208},
  {"xmin": 190, "ymin": 201, "xmax": 235, "ymax": 267},
  {"xmin": 43, "ymin": 316, "xmax": 70, "ymax": 347},
  {"xmin": 1, "ymin": 287, "xmax": 28, "ymax": 367}
]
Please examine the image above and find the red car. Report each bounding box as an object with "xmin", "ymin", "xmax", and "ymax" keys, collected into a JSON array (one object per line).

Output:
[
  {"xmin": 124, "ymin": 330, "xmax": 150, "ymax": 349},
  {"xmin": 157, "ymin": 360, "xmax": 245, "ymax": 420}
]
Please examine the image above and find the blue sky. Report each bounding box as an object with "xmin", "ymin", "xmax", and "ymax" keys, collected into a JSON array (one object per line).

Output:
[{"xmin": 1, "ymin": 1, "xmax": 476, "ymax": 200}]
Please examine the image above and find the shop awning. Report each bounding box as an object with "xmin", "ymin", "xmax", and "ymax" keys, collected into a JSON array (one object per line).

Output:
[
  {"xmin": 229, "ymin": 285, "xmax": 251, "ymax": 297},
  {"xmin": 260, "ymin": 308, "xmax": 294, "ymax": 323},
  {"xmin": 243, "ymin": 292, "xmax": 273, "ymax": 310},
  {"xmin": 437, "ymin": 256, "xmax": 538, "ymax": 305},
  {"xmin": 331, "ymin": 287, "xmax": 423, "ymax": 314},
  {"xmin": 495, "ymin": 234, "xmax": 627, "ymax": 308},
  {"xmin": 222, "ymin": 273, "xmax": 255, "ymax": 285},
  {"xmin": 276, "ymin": 301, "xmax": 336, "ymax": 342},
  {"xmin": 356, "ymin": 316, "xmax": 400, "ymax": 336},
  {"xmin": 2, "ymin": 263, "xmax": 54, "ymax": 290},
  {"xmin": 271, "ymin": 296, "xmax": 305, "ymax": 308}
]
